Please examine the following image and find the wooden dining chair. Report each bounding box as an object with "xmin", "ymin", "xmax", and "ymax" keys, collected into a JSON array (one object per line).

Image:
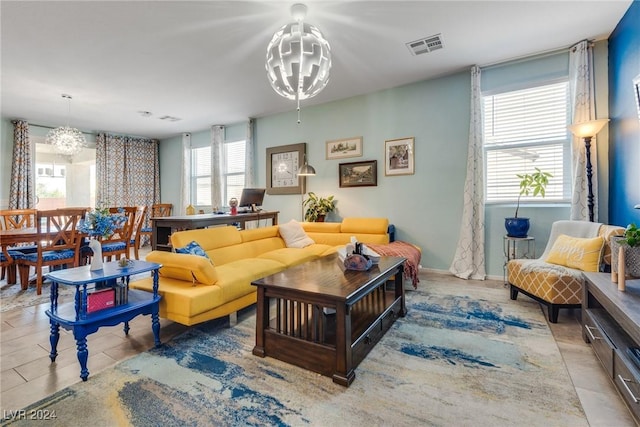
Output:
[
  {"xmin": 138, "ymin": 203, "xmax": 172, "ymax": 250},
  {"xmin": 130, "ymin": 205, "xmax": 147, "ymax": 260},
  {"xmin": 0, "ymin": 208, "xmax": 37, "ymax": 284},
  {"xmin": 98, "ymin": 207, "xmax": 136, "ymax": 262},
  {"xmin": 16, "ymin": 208, "xmax": 86, "ymax": 295}
]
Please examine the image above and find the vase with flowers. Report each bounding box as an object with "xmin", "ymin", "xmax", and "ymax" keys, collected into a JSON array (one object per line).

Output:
[{"xmin": 80, "ymin": 207, "xmax": 127, "ymax": 270}]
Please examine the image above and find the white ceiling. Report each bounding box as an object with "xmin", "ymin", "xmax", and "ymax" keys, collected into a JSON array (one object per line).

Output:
[{"xmin": 1, "ymin": 1, "xmax": 632, "ymax": 139}]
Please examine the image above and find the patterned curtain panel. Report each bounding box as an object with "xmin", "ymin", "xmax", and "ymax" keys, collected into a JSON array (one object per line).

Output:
[
  {"xmin": 211, "ymin": 125, "xmax": 224, "ymax": 208},
  {"xmin": 95, "ymin": 132, "xmax": 160, "ymax": 215},
  {"xmin": 245, "ymin": 119, "xmax": 256, "ymax": 187},
  {"xmin": 9, "ymin": 120, "xmax": 34, "ymax": 209},
  {"xmin": 449, "ymin": 66, "xmax": 486, "ymax": 280},
  {"xmin": 569, "ymin": 40, "xmax": 598, "ymax": 221}
]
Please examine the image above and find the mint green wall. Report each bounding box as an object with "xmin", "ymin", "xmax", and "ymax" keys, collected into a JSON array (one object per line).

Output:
[
  {"xmin": 0, "ymin": 118, "xmax": 14, "ymax": 208},
  {"xmin": 157, "ymin": 43, "xmax": 611, "ymax": 277},
  {"xmin": 254, "ymin": 72, "xmax": 471, "ymax": 273}
]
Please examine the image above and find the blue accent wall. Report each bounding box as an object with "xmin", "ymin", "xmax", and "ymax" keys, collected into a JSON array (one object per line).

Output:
[{"xmin": 609, "ymin": 0, "xmax": 640, "ymax": 226}]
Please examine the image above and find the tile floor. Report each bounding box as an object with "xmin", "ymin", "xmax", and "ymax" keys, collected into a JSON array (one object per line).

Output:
[{"xmin": 0, "ymin": 264, "xmax": 636, "ymax": 426}]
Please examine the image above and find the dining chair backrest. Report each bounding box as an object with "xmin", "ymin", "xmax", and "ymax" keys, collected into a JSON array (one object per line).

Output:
[
  {"xmin": 151, "ymin": 203, "xmax": 172, "ymax": 218},
  {"xmin": 36, "ymin": 208, "xmax": 87, "ymax": 254},
  {"xmin": 0, "ymin": 209, "xmax": 37, "ymax": 230},
  {"xmin": 132, "ymin": 206, "xmax": 147, "ymax": 240},
  {"xmin": 104, "ymin": 207, "xmax": 137, "ymax": 244}
]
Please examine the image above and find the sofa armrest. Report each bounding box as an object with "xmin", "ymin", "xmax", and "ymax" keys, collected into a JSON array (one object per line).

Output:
[{"xmin": 146, "ymin": 250, "xmax": 218, "ymax": 285}]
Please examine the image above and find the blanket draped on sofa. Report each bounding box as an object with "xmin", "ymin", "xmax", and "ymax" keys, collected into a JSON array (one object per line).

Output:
[{"xmin": 367, "ymin": 241, "xmax": 421, "ymax": 288}]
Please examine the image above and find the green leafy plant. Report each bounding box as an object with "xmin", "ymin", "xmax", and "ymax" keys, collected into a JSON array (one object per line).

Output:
[
  {"xmin": 302, "ymin": 192, "xmax": 335, "ymax": 222},
  {"xmin": 514, "ymin": 168, "xmax": 552, "ymax": 218},
  {"xmin": 622, "ymin": 223, "xmax": 640, "ymax": 247}
]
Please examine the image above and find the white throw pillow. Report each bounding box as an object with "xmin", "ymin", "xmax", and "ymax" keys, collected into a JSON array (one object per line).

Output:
[{"xmin": 278, "ymin": 220, "xmax": 315, "ymax": 248}]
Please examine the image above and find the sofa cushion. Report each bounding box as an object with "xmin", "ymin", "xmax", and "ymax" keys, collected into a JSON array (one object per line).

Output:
[
  {"xmin": 545, "ymin": 234, "xmax": 604, "ymax": 272},
  {"xmin": 175, "ymin": 240, "xmax": 210, "ymax": 258},
  {"xmin": 171, "ymin": 226, "xmax": 242, "ymax": 251},
  {"xmin": 146, "ymin": 250, "xmax": 218, "ymax": 285},
  {"xmin": 258, "ymin": 245, "xmax": 331, "ymax": 266},
  {"xmin": 215, "ymin": 258, "xmax": 285, "ymax": 302},
  {"xmin": 341, "ymin": 217, "xmax": 389, "ymax": 234},
  {"xmin": 278, "ymin": 220, "xmax": 315, "ymax": 248},
  {"xmin": 130, "ymin": 276, "xmax": 224, "ymax": 319}
]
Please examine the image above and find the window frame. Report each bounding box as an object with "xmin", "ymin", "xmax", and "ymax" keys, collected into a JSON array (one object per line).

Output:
[{"xmin": 482, "ymin": 78, "xmax": 572, "ymax": 206}]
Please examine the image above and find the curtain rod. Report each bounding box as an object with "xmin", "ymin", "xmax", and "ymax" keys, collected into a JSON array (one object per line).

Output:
[
  {"xmin": 28, "ymin": 122, "xmax": 96, "ymax": 135},
  {"xmin": 480, "ymin": 46, "xmax": 571, "ymax": 71}
]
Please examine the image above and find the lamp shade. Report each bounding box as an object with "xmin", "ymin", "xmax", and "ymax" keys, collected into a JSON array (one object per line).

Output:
[
  {"xmin": 265, "ymin": 5, "xmax": 331, "ymax": 102},
  {"xmin": 297, "ymin": 162, "xmax": 316, "ymax": 176},
  {"xmin": 567, "ymin": 118, "xmax": 609, "ymax": 138}
]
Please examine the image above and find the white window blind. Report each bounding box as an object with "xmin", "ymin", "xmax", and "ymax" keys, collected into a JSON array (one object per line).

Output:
[
  {"xmin": 223, "ymin": 140, "xmax": 246, "ymax": 203},
  {"xmin": 191, "ymin": 146, "xmax": 211, "ymax": 206},
  {"xmin": 483, "ymin": 81, "xmax": 570, "ymax": 203}
]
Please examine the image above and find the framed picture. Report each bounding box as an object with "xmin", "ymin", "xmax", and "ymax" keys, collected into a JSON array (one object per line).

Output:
[
  {"xmin": 384, "ymin": 137, "xmax": 415, "ymax": 176},
  {"xmin": 326, "ymin": 137, "xmax": 363, "ymax": 160},
  {"xmin": 339, "ymin": 160, "xmax": 377, "ymax": 188},
  {"xmin": 634, "ymin": 73, "xmax": 640, "ymax": 120},
  {"xmin": 266, "ymin": 143, "xmax": 306, "ymax": 195}
]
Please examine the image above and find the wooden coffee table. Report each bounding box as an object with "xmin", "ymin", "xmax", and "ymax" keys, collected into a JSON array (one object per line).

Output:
[{"xmin": 252, "ymin": 254, "xmax": 406, "ymax": 386}]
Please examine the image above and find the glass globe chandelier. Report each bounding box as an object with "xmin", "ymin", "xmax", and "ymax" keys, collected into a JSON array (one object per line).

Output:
[
  {"xmin": 266, "ymin": 3, "xmax": 331, "ymax": 123},
  {"xmin": 46, "ymin": 94, "xmax": 86, "ymax": 156}
]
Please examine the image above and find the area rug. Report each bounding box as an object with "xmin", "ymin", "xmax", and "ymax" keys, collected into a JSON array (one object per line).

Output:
[{"xmin": 3, "ymin": 276, "xmax": 587, "ymax": 426}]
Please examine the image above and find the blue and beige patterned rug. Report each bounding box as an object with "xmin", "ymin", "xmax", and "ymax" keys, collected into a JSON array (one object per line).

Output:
[{"xmin": 4, "ymin": 277, "xmax": 587, "ymax": 426}]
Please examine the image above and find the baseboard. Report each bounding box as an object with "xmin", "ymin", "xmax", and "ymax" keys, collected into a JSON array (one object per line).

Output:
[{"xmin": 419, "ymin": 267, "xmax": 503, "ymax": 283}]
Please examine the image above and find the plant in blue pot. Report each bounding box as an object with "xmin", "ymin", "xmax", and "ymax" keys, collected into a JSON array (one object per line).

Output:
[{"xmin": 505, "ymin": 168, "xmax": 552, "ymax": 238}]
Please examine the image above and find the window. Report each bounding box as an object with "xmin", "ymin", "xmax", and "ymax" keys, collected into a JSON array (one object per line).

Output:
[
  {"xmin": 483, "ymin": 81, "xmax": 570, "ymax": 203},
  {"xmin": 34, "ymin": 137, "xmax": 95, "ymax": 209},
  {"xmin": 191, "ymin": 146, "xmax": 212, "ymax": 206},
  {"xmin": 190, "ymin": 140, "xmax": 246, "ymax": 207},
  {"xmin": 223, "ymin": 140, "xmax": 246, "ymax": 203}
]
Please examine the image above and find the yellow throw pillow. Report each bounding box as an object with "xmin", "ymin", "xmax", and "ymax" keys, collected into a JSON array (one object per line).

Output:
[{"xmin": 545, "ymin": 234, "xmax": 604, "ymax": 272}]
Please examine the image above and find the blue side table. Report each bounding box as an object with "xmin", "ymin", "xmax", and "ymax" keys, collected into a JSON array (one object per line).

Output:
[{"xmin": 45, "ymin": 260, "xmax": 162, "ymax": 381}]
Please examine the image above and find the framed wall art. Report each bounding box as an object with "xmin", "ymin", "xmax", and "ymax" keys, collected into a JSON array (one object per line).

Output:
[
  {"xmin": 326, "ymin": 137, "xmax": 363, "ymax": 160},
  {"xmin": 384, "ymin": 137, "xmax": 414, "ymax": 176},
  {"xmin": 339, "ymin": 160, "xmax": 377, "ymax": 188},
  {"xmin": 266, "ymin": 143, "xmax": 306, "ymax": 195}
]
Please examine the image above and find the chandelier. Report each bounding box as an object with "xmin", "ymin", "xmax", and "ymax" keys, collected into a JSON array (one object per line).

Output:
[
  {"xmin": 266, "ymin": 3, "xmax": 331, "ymax": 123},
  {"xmin": 46, "ymin": 94, "xmax": 86, "ymax": 156}
]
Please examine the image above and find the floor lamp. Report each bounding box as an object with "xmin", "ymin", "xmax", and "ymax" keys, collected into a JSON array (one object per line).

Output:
[
  {"xmin": 568, "ymin": 118, "xmax": 609, "ymax": 222},
  {"xmin": 298, "ymin": 157, "xmax": 316, "ymax": 221}
]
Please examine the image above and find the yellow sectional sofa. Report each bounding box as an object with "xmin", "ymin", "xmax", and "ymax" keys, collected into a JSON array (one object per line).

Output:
[{"xmin": 129, "ymin": 217, "xmax": 390, "ymax": 326}]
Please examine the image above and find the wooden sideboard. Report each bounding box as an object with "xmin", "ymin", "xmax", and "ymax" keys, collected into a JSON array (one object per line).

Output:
[
  {"xmin": 151, "ymin": 211, "xmax": 279, "ymax": 251},
  {"xmin": 582, "ymin": 272, "xmax": 640, "ymax": 422}
]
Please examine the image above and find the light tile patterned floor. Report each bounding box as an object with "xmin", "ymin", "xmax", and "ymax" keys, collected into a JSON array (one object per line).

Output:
[{"xmin": 0, "ymin": 262, "xmax": 635, "ymax": 425}]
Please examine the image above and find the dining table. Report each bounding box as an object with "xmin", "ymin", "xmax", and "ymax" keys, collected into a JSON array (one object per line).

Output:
[{"xmin": 0, "ymin": 227, "xmax": 39, "ymax": 285}]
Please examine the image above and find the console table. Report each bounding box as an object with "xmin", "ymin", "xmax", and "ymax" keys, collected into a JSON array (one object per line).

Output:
[
  {"xmin": 582, "ymin": 272, "xmax": 640, "ymax": 422},
  {"xmin": 45, "ymin": 261, "xmax": 162, "ymax": 381},
  {"xmin": 152, "ymin": 211, "xmax": 279, "ymax": 251}
]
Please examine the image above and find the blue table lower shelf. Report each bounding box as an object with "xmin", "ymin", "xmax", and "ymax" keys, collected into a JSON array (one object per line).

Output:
[{"xmin": 45, "ymin": 261, "xmax": 162, "ymax": 381}]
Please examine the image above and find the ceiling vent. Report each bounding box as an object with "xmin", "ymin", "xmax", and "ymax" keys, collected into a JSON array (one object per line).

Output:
[
  {"xmin": 158, "ymin": 115, "xmax": 182, "ymax": 122},
  {"xmin": 406, "ymin": 34, "xmax": 443, "ymax": 56}
]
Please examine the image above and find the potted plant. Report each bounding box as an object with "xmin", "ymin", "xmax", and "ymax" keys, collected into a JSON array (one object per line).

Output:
[
  {"xmin": 303, "ymin": 192, "xmax": 336, "ymax": 222},
  {"xmin": 505, "ymin": 167, "xmax": 552, "ymax": 238},
  {"xmin": 611, "ymin": 223, "xmax": 640, "ymax": 278}
]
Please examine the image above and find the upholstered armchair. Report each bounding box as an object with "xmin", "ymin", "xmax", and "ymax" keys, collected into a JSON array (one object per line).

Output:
[{"xmin": 508, "ymin": 220, "xmax": 624, "ymax": 323}]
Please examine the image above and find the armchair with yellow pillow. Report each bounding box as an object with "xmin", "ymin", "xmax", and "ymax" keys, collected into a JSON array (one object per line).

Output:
[{"xmin": 508, "ymin": 220, "xmax": 624, "ymax": 323}]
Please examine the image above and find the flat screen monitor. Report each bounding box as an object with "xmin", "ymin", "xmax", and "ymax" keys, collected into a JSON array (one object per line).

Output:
[{"xmin": 238, "ymin": 188, "xmax": 266, "ymax": 211}]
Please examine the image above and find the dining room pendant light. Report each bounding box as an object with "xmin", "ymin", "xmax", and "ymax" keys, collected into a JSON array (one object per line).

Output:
[
  {"xmin": 265, "ymin": 3, "xmax": 331, "ymax": 123},
  {"xmin": 46, "ymin": 94, "xmax": 86, "ymax": 156}
]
